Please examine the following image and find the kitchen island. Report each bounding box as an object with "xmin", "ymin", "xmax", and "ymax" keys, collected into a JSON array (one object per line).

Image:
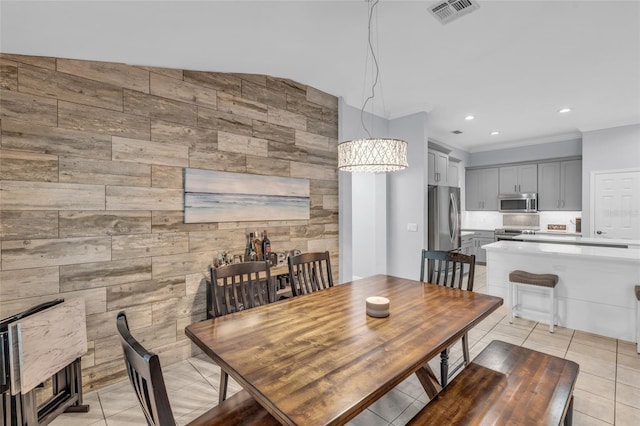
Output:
[
  {"xmin": 484, "ymin": 240, "xmax": 640, "ymax": 341},
  {"xmin": 513, "ymin": 233, "xmax": 640, "ymax": 248}
]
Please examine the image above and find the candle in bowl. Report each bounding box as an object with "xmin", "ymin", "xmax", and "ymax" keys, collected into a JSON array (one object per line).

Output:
[{"xmin": 366, "ymin": 296, "xmax": 390, "ymax": 318}]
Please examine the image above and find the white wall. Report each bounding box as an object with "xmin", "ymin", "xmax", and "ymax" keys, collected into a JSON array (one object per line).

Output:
[
  {"xmin": 387, "ymin": 112, "xmax": 429, "ymax": 280},
  {"xmin": 581, "ymin": 124, "xmax": 640, "ymax": 235},
  {"xmin": 351, "ymin": 173, "xmax": 388, "ymax": 279},
  {"xmin": 338, "ymin": 99, "xmax": 353, "ymax": 283}
]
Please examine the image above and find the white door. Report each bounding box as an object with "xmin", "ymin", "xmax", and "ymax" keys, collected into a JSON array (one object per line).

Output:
[{"xmin": 593, "ymin": 170, "xmax": 640, "ymax": 239}]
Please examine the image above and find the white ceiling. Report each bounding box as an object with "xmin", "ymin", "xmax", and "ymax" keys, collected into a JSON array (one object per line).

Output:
[{"xmin": 1, "ymin": 0, "xmax": 639, "ymax": 152}]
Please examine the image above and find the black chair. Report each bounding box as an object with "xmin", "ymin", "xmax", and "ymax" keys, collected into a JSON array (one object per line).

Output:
[
  {"xmin": 287, "ymin": 251, "xmax": 334, "ymax": 296},
  {"xmin": 208, "ymin": 261, "xmax": 275, "ymax": 318},
  {"xmin": 207, "ymin": 261, "xmax": 275, "ymax": 403},
  {"xmin": 116, "ymin": 312, "xmax": 278, "ymax": 426},
  {"xmin": 420, "ymin": 249, "xmax": 476, "ymax": 387}
]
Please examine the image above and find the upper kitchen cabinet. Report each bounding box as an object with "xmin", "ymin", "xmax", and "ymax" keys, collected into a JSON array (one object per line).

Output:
[
  {"xmin": 499, "ymin": 164, "xmax": 537, "ymax": 194},
  {"xmin": 466, "ymin": 168, "xmax": 499, "ymax": 210},
  {"xmin": 538, "ymin": 160, "xmax": 582, "ymax": 210},
  {"xmin": 428, "ymin": 150, "xmax": 449, "ymax": 186},
  {"xmin": 447, "ymin": 160, "xmax": 460, "ymax": 187}
]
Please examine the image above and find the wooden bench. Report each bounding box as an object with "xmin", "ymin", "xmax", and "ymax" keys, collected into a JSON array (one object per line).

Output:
[
  {"xmin": 408, "ymin": 340, "xmax": 579, "ymax": 426},
  {"xmin": 188, "ymin": 389, "xmax": 279, "ymax": 426}
]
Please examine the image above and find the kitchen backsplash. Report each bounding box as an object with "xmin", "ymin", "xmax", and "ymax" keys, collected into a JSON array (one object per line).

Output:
[
  {"xmin": 463, "ymin": 211, "xmax": 582, "ymax": 233},
  {"xmin": 538, "ymin": 211, "xmax": 582, "ymax": 233},
  {"xmin": 461, "ymin": 211, "xmax": 502, "ymax": 230}
]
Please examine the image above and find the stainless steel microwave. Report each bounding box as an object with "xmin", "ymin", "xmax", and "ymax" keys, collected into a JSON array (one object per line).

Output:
[{"xmin": 498, "ymin": 193, "xmax": 538, "ymax": 213}]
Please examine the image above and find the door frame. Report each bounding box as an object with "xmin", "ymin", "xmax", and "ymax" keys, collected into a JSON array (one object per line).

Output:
[{"xmin": 589, "ymin": 167, "xmax": 640, "ymax": 238}]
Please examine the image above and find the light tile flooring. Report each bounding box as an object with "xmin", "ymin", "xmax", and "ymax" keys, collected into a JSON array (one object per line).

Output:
[{"xmin": 51, "ymin": 266, "xmax": 640, "ymax": 425}]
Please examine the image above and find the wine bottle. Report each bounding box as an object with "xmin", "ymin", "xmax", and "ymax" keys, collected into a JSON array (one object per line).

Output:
[
  {"xmin": 262, "ymin": 229, "xmax": 271, "ymax": 262},
  {"xmin": 248, "ymin": 232, "xmax": 256, "ymax": 261},
  {"xmin": 253, "ymin": 231, "xmax": 263, "ymax": 261}
]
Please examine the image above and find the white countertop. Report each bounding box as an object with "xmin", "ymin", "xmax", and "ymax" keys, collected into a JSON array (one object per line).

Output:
[
  {"xmin": 461, "ymin": 231, "xmax": 476, "ymax": 236},
  {"xmin": 483, "ymin": 240, "xmax": 640, "ymax": 263},
  {"xmin": 514, "ymin": 234, "xmax": 640, "ymax": 247},
  {"xmin": 535, "ymin": 231, "xmax": 582, "ymax": 236}
]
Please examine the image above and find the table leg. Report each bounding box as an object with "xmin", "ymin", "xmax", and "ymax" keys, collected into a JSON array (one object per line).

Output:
[
  {"xmin": 219, "ymin": 372, "xmax": 229, "ymax": 405},
  {"xmin": 415, "ymin": 363, "xmax": 442, "ymax": 399},
  {"xmin": 440, "ymin": 349, "xmax": 449, "ymax": 387}
]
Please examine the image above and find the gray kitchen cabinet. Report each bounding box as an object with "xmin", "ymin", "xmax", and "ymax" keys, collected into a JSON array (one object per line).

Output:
[
  {"xmin": 562, "ymin": 160, "xmax": 582, "ymax": 210},
  {"xmin": 499, "ymin": 164, "xmax": 537, "ymax": 194},
  {"xmin": 447, "ymin": 161, "xmax": 459, "ymax": 187},
  {"xmin": 460, "ymin": 233, "xmax": 475, "ymax": 274},
  {"xmin": 465, "ymin": 168, "xmax": 499, "ymax": 211},
  {"xmin": 470, "ymin": 230, "xmax": 495, "ymax": 265},
  {"xmin": 461, "ymin": 233, "xmax": 474, "ymax": 255},
  {"xmin": 428, "ymin": 150, "xmax": 449, "ymax": 186},
  {"xmin": 538, "ymin": 160, "xmax": 582, "ymax": 210}
]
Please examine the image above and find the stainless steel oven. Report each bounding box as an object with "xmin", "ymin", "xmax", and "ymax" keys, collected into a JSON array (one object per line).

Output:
[{"xmin": 494, "ymin": 228, "xmax": 537, "ymax": 241}]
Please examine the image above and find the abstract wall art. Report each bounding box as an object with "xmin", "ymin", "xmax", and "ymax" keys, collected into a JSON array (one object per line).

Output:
[{"xmin": 184, "ymin": 168, "xmax": 310, "ymax": 223}]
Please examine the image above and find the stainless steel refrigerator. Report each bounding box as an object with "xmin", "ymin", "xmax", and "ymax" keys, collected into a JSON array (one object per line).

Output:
[{"xmin": 428, "ymin": 185, "xmax": 461, "ymax": 251}]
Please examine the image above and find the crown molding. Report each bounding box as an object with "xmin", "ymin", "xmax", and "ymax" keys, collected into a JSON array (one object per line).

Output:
[{"xmin": 468, "ymin": 131, "xmax": 582, "ymax": 153}]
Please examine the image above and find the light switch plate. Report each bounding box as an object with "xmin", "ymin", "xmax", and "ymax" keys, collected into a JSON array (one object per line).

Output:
[{"xmin": 407, "ymin": 223, "xmax": 418, "ymax": 232}]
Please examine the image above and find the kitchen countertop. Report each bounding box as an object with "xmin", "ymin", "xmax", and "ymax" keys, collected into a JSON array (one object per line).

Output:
[
  {"xmin": 513, "ymin": 234, "xmax": 640, "ymax": 248},
  {"xmin": 461, "ymin": 228, "xmax": 495, "ymax": 232},
  {"xmin": 535, "ymin": 231, "xmax": 582, "ymax": 236},
  {"xmin": 461, "ymin": 231, "xmax": 477, "ymax": 236},
  {"xmin": 483, "ymin": 240, "xmax": 640, "ymax": 263}
]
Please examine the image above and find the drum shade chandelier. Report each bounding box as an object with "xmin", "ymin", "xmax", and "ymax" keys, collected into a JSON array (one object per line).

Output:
[{"xmin": 338, "ymin": 0, "xmax": 408, "ymax": 173}]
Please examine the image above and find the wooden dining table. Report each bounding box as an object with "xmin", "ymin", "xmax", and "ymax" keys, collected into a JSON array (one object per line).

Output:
[{"xmin": 186, "ymin": 274, "xmax": 503, "ymax": 426}]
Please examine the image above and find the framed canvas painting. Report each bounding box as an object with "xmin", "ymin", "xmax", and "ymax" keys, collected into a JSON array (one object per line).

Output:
[{"xmin": 184, "ymin": 168, "xmax": 310, "ymax": 223}]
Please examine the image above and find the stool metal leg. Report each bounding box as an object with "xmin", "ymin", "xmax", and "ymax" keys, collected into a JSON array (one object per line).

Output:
[
  {"xmin": 637, "ymin": 296, "xmax": 640, "ymax": 353},
  {"xmin": 508, "ymin": 282, "xmax": 514, "ymax": 323},
  {"xmin": 549, "ymin": 286, "xmax": 555, "ymax": 333}
]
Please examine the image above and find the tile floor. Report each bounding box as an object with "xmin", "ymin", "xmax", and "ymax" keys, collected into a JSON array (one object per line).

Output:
[{"xmin": 51, "ymin": 266, "xmax": 640, "ymax": 425}]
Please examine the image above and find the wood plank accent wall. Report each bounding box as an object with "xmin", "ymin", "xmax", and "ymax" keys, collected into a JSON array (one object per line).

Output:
[{"xmin": 0, "ymin": 54, "xmax": 339, "ymax": 392}]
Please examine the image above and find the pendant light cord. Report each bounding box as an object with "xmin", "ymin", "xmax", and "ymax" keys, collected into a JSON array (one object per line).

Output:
[{"xmin": 361, "ymin": 0, "xmax": 381, "ymax": 139}]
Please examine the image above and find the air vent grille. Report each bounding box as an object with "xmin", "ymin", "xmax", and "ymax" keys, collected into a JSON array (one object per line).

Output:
[{"xmin": 429, "ymin": 0, "xmax": 480, "ymax": 25}]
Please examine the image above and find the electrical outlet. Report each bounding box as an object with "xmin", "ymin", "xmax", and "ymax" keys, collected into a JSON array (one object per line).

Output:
[{"xmin": 407, "ymin": 223, "xmax": 418, "ymax": 232}]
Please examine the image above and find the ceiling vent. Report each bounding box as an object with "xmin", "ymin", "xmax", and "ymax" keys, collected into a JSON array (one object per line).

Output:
[{"xmin": 429, "ymin": 0, "xmax": 480, "ymax": 25}]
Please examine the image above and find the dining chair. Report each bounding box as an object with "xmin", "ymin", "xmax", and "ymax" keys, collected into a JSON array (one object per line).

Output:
[
  {"xmin": 208, "ymin": 261, "xmax": 275, "ymax": 318},
  {"xmin": 420, "ymin": 249, "xmax": 476, "ymax": 387},
  {"xmin": 208, "ymin": 261, "xmax": 276, "ymax": 403},
  {"xmin": 287, "ymin": 251, "xmax": 334, "ymax": 296},
  {"xmin": 116, "ymin": 312, "xmax": 278, "ymax": 426}
]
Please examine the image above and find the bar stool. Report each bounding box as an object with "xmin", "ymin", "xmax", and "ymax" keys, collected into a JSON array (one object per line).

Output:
[
  {"xmin": 635, "ymin": 285, "xmax": 639, "ymax": 353},
  {"xmin": 509, "ymin": 270, "xmax": 559, "ymax": 333}
]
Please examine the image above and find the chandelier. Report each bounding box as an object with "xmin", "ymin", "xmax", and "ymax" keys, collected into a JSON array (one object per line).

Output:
[
  {"xmin": 337, "ymin": 138, "xmax": 407, "ymax": 172},
  {"xmin": 337, "ymin": 0, "xmax": 408, "ymax": 173}
]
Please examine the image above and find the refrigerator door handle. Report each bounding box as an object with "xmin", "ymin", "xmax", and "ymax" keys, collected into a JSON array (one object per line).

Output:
[{"xmin": 449, "ymin": 192, "xmax": 458, "ymax": 243}]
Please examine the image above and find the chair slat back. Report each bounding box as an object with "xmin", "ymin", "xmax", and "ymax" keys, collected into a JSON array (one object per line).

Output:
[
  {"xmin": 420, "ymin": 250, "xmax": 476, "ymax": 291},
  {"xmin": 288, "ymin": 251, "xmax": 333, "ymax": 296},
  {"xmin": 116, "ymin": 312, "xmax": 176, "ymax": 426},
  {"xmin": 208, "ymin": 261, "xmax": 274, "ymax": 319}
]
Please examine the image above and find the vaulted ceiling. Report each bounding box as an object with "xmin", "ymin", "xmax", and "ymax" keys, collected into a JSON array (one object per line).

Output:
[{"xmin": 2, "ymin": 0, "xmax": 639, "ymax": 151}]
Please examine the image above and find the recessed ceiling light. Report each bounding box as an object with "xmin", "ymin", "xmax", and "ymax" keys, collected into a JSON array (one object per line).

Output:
[
  {"xmin": 465, "ymin": 115, "xmax": 475, "ymax": 120},
  {"xmin": 558, "ymin": 108, "xmax": 571, "ymax": 113},
  {"xmin": 490, "ymin": 131, "xmax": 500, "ymax": 135}
]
